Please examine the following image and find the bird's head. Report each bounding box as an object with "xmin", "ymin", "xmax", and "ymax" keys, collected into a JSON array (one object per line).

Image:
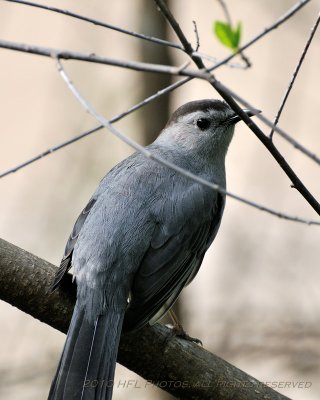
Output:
[{"xmin": 157, "ymin": 99, "xmax": 257, "ymax": 162}]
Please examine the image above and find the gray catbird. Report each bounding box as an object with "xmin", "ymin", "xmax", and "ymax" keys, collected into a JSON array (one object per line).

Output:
[{"xmin": 48, "ymin": 99, "xmax": 255, "ymax": 400}]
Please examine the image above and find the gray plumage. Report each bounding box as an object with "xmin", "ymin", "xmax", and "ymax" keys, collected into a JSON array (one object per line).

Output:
[{"xmin": 48, "ymin": 99, "xmax": 253, "ymax": 400}]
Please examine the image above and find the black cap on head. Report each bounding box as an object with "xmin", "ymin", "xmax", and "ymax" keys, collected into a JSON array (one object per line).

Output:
[{"xmin": 167, "ymin": 99, "xmax": 230, "ymax": 126}]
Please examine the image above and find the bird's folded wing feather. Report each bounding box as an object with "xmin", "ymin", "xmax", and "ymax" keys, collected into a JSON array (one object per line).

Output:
[
  {"xmin": 123, "ymin": 192, "xmax": 224, "ymax": 331},
  {"xmin": 50, "ymin": 154, "xmax": 140, "ymax": 292}
]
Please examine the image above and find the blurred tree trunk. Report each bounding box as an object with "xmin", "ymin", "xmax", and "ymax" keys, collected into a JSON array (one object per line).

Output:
[{"xmin": 137, "ymin": 0, "xmax": 173, "ymax": 145}]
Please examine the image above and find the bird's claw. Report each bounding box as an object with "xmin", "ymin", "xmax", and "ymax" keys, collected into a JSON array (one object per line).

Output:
[
  {"xmin": 172, "ymin": 324, "xmax": 203, "ymax": 346},
  {"xmin": 169, "ymin": 323, "xmax": 203, "ymax": 346}
]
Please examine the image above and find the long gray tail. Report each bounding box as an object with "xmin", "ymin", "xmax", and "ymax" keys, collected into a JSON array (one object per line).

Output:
[{"xmin": 48, "ymin": 302, "xmax": 124, "ymax": 400}]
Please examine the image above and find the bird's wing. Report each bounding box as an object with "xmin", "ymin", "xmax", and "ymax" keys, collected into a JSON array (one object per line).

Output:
[
  {"xmin": 50, "ymin": 153, "xmax": 140, "ymax": 292},
  {"xmin": 50, "ymin": 151, "xmax": 147, "ymax": 293},
  {"xmin": 50, "ymin": 197, "xmax": 96, "ymax": 292},
  {"xmin": 123, "ymin": 192, "xmax": 225, "ymax": 331}
]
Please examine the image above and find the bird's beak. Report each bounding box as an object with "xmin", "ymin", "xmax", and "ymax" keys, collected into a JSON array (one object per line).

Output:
[{"xmin": 228, "ymin": 108, "xmax": 261, "ymax": 124}]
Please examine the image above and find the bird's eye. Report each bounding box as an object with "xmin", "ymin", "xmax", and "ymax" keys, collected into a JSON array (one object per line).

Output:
[{"xmin": 196, "ymin": 118, "xmax": 210, "ymax": 130}]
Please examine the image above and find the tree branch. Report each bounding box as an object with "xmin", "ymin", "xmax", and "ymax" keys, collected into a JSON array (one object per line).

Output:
[
  {"xmin": 0, "ymin": 237, "xmax": 292, "ymax": 400},
  {"xmin": 226, "ymin": 88, "xmax": 320, "ymax": 165},
  {"xmin": 154, "ymin": 0, "xmax": 320, "ymax": 216},
  {"xmin": 0, "ymin": 39, "xmax": 193, "ymax": 74},
  {"xmin": 270, "ymin": 12, "xmax": 320, "ymax": 138}
]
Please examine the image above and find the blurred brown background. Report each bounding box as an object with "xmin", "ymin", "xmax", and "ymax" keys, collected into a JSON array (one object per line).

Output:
[{"xmin": 0, "ymin": 1, "xmax": 319, "ymax": 399}]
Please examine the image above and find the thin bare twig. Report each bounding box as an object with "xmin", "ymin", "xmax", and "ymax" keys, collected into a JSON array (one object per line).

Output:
[
  {"xmin": 270, "ymin": 12, "xmax": 320, "ymax": 139},
  {"xmin": 0, "ymin": 125, "xmax": 102, "ymax": 178},
  {"xmin": 226, "ymin": 88, "xmax": 320, "ymax": 165},
  {"xmin": 2, "ymin": 0, "xmax": 182, "ymax": 50},
  {"xmin": 0, "ymin": 39, "xmax": 195, "ymax": 75},
  {"xmin": 56, "ymin": 58, "xmax": 320, "ymax": 226},
  {"xmin": 195, "ymin": 52, "xmax": 247, "ymax": 69},
  {"xmin": 217, "ymin": 0, "xmax": 232, "ymax": 26},
  {"xmin": 0, "ymin": 38, "xmax": 251, "ymax": 78},
  {"xmin": 192, "ymin": 20, "xmax": 200, "ymax": 51},
  {"xmin": 154, "ymin": 0, "xmax": 320, "ymax": 216}
]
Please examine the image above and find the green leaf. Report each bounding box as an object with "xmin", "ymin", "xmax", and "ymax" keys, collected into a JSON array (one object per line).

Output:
[
  {"xmin": 213, "ymin": 21, "xmax": 242, "ymax": 51},
  {"xmin": 214, "ymin": 21, "xmax": 234, "ymax": 49},
  {"xmin": 233, "ymin": 22, "xmax": 242, "ymax": 49}
]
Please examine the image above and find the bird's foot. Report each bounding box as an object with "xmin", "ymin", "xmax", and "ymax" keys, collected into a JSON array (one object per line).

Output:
[
  {"xmin": 172, "ymin": 323, "xmax": 203, "ymax": 346},
  {"xmin": 166, "ymin": 322, "xmax": 203, "ymax": 346}
]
